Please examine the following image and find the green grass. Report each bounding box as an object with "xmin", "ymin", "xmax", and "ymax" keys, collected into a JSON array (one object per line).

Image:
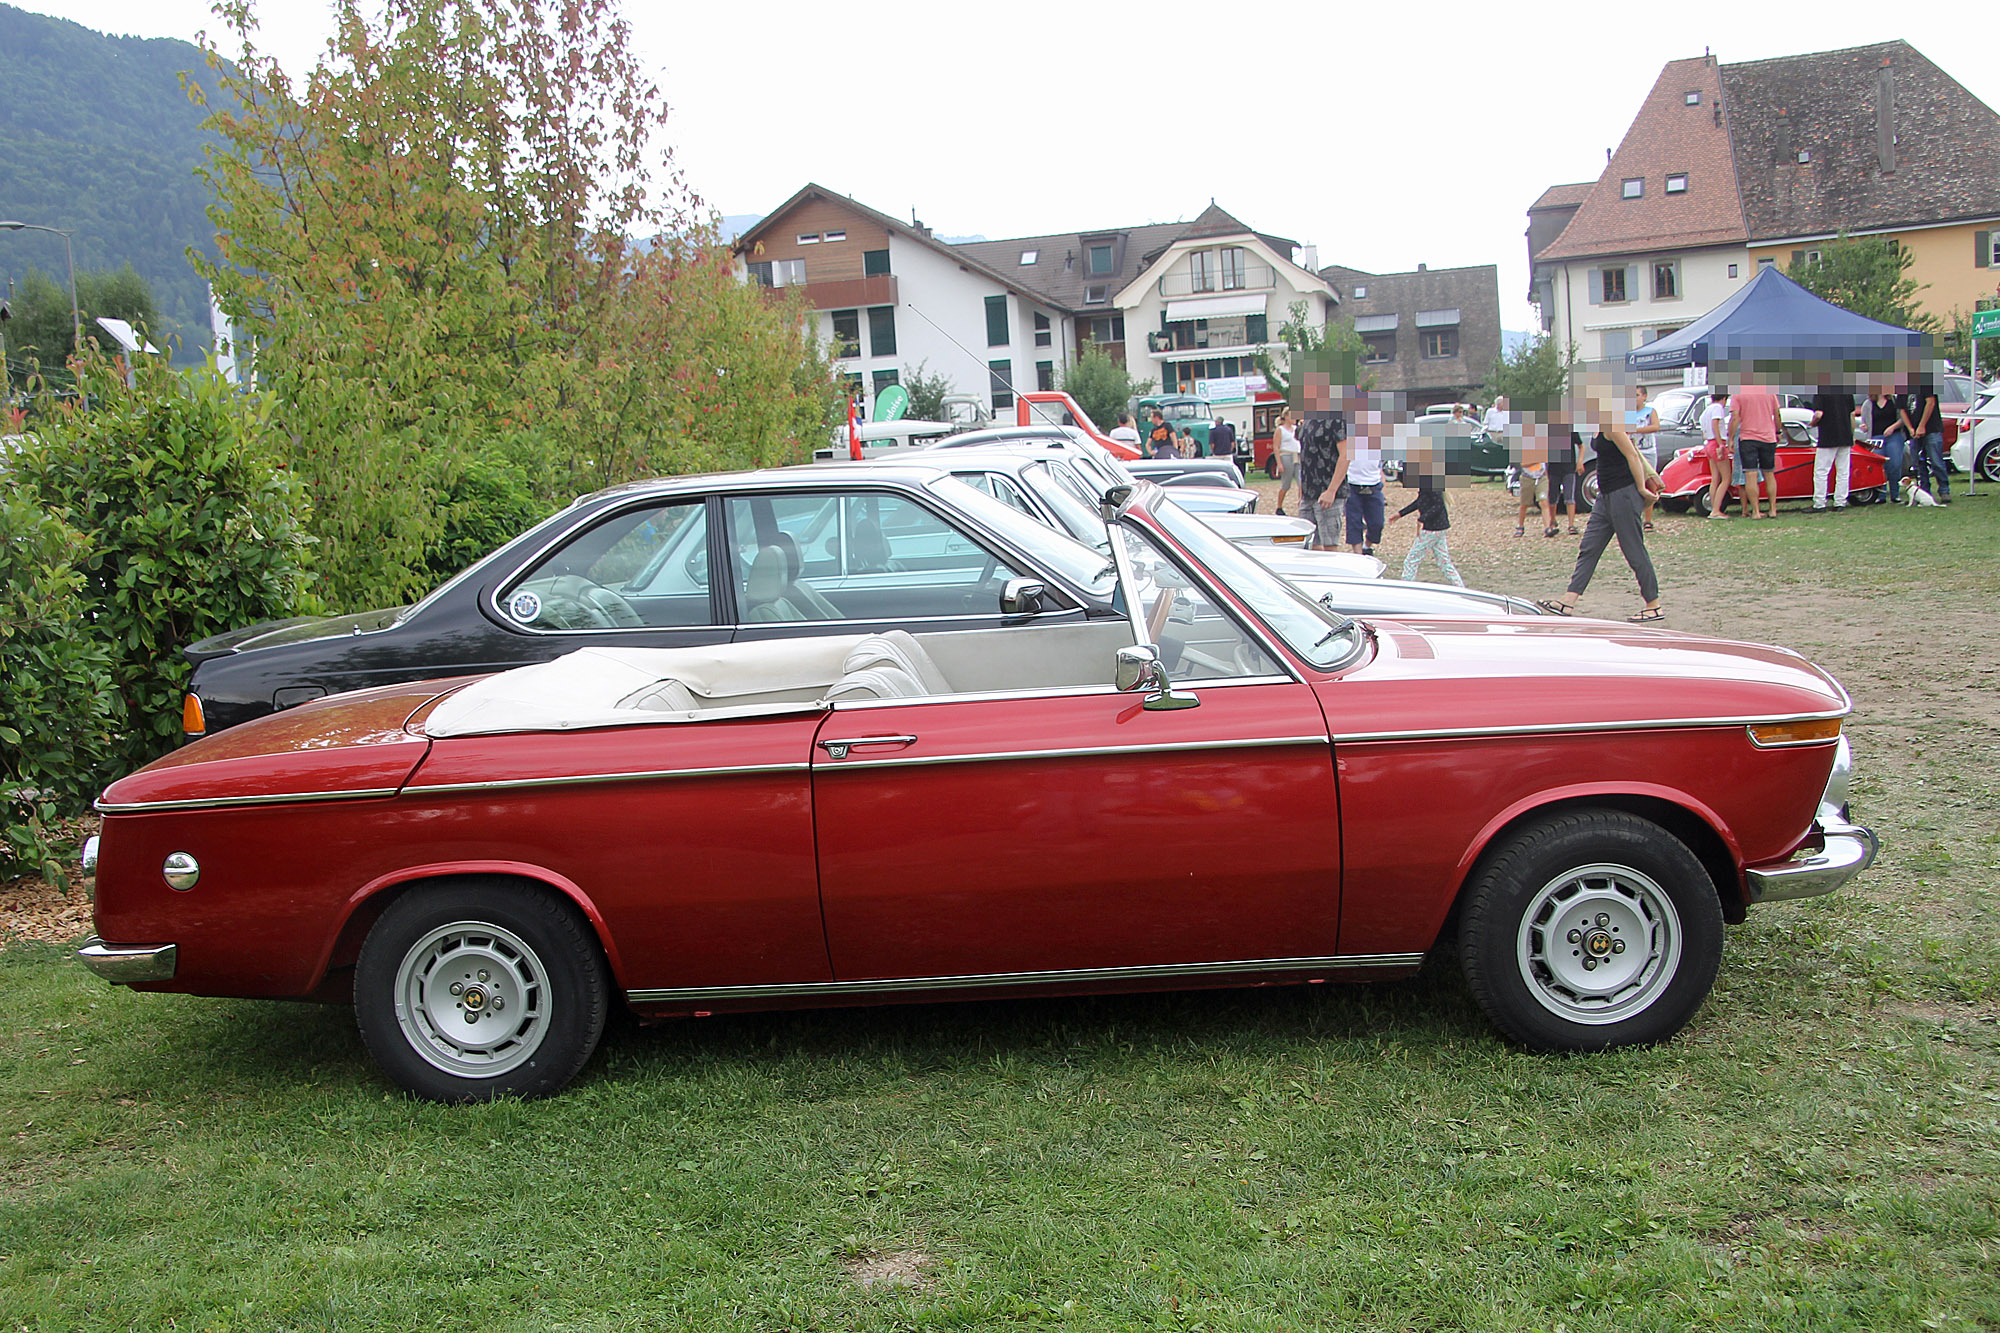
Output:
[{"xmin": 5, "ymin": 495, "xmax": 1998, "ymax": 1331}]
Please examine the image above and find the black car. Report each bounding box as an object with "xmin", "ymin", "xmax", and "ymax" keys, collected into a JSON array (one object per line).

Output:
[{"xmin": 181, "ymin": 465, "xmax": 1123, "ymax": 737}]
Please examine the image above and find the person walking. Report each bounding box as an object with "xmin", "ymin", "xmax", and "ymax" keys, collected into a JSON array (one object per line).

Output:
[
  {"xmin": 1905, "ymin": 377, "xmax": 1949, "ymax": 504},
  {"xmin": 1628, "ymin": 383, "xmax": 1662, "ymax": 530},
  {"xmin": 1146, "ymin": 407, "xmax": 1176, "ymax": 458},
  {"xmin": 1729, "ymin": 378, "xmax": 1782, "ymax": 519},
  {"xmin": 1809, "ymin": 383, "xmax": 1859, "ymax": 510},
  {"xmin": 1386, "ymin": 462, "xmax": 1463, "ymax": 586},
  {"xmin": 1538, "ymin": 391, "xmax": 1664, "ymax": 622},
  {"xmin": 1341, "ymin": 397, "xmax": 1388, "ymax": 556},
  {"xmin": 1699, "ymin": 386, "xmax": 1732, "ymax": 519},
  {"xmin": 1271, "ymin": 410, "xmax": 1302, "ymax": 515},
  {"xmin": 1296, "ymin": 380, "xmax": 1349, "ymax": 552}
]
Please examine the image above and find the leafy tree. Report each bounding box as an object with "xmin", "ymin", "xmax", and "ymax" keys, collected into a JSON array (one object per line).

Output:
[
  {"xmin": 900, "ymin": 361, "xmax": 960, "ymax": 422},
  {"xmin": 1, "ymin": 264, "xmax": 161, "ymax": 390},
  {"xmin": 1254, "ymin": 300, "xmax": 1371, "ymax": 397},
  {"xmin": 1485, "ymin": 329, "xmax": 1581, "ymax": 408},
  {"xmin": 1786, "ymin": 234, "xmax": 1937, "ymax": 332},
  {"xmin": 1058, "ymin": 344, "xmax": 1153, "ymax": 433},
  {"xmin": 195, "ymin": 0, "xmax": 837, "ymax": 611},
  {"xmin": 1938, "ymin": 301, "xmax": 2000, "ymax": 376}
]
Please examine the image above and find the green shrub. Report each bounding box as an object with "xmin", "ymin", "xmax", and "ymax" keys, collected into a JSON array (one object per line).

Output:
[
  {"xmin": 0, "ymin": 497, "xmax": 117, "ymax": 885},
  {"xmin": 10, "ymin": 358, "xmax": 317, "ymax": 770},
  {"xmin": 419, "ymin": 448, "xmax": 549, "ymax": 589}
]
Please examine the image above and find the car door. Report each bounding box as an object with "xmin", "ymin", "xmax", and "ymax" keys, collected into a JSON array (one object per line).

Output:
[{"xmin": 810, "ymin": 526, "xmax": 1341, "ymax": 984}]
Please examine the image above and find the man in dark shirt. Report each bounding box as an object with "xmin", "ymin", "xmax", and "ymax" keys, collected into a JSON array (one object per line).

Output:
[
  {"xmin": 1209, "ymin": 416, "xmax": 1238, "ymax": 471},
  {"xmin": 1810, "ymin": 385, "xmax": 1859, "ymax": 510},
  {"xmin": 1902, "ymin": 379, "xmax": 1948, "ymax": 502},
  {"xmin": 1295, "ymin": 374, "xmax": 1349, "ymax": 551},
  {"xmin": 1146, "ymin": 408, "xmax": 1177, "ymax": 458}
]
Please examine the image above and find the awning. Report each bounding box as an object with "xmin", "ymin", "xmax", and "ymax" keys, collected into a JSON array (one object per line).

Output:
[
  {"xmin": 1353, "ymin": 313, "xmax": 1398, "ymax": 333},
  {"xmin": 1414, "ymin": 308, "xmax": 1461, "ymax": 327},
  {"xmin": 1165, "ymin": 292, "xmax": 1268, "ymax": 321}
]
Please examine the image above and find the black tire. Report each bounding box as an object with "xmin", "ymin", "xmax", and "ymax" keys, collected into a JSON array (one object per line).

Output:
[
  {"xmin": 1459, "ymin": 810, "xmax": 1723, "ymax": 1052},
  {"xmin": 1853, "ymin": 485, "xmax": 1888, "ymax": 506},
  {"xmin": 1978, "ymin": 443, "xmax": 2000, "ymax": 485},
  {"xmin": 1691, "ymin": 485, "xmax": 1713, "ymax": 518},
  {"xmin": 355, "ymin": 878, "xmax": 611, "ymax": 1102},
  {"xmin": 1577, "ymin": 463, "xmax": 1599, "ymax": 514}
]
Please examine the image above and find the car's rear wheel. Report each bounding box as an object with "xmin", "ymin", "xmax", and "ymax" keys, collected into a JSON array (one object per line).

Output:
[
  {"xmin": 1853, "ymin": 485, "xmax": 1888, "ymax": 506},
  {"xmin": 1459, "ymin": 811, "xmax": 1722, "ymax": 1051},
  {"xmin": 1978, "ymin": 442, "xmax": 2000, "ymax": 485},
  {"xmin": 1690, "ymin": 485, "xmax": 1713, "ymax": 517},
  {"xmin": 355, "ymin": 879, "xmax": 611, "ymax": 1102},
  {"xmin": 1577, "ymin": 464, "xmax": 1599, "ymax": 514}
]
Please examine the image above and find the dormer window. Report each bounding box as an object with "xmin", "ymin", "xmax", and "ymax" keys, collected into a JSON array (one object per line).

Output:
[
  {"xmin": 1622, "ymin": 178, "xmax": 1644, "ymax": 199},
  {"xmin": 1084, "ymin": 284, "xmax": 1108, "ymax": 304},
  {"xmin": 1088, "ymin": 244, "xmax": 1113, "ymax": 275},
  {"xmin": 1019, "ymin": 249, "xmax": 1038, "ymax": 265}
]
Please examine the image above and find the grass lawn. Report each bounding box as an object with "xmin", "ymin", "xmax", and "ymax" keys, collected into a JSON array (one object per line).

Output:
[{"xmin": 4, "ymin": 490, "xmax": 1997, "ymax": 1331}]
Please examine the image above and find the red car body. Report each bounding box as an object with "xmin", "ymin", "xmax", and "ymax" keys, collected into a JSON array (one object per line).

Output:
[
  {"xmin": 81, "ymin": 489, "xmax": 1876, "ymax": 1100},
  {"xmin": 1658, "ymin": 434, "xmax": 1890, "ymax": 512}
]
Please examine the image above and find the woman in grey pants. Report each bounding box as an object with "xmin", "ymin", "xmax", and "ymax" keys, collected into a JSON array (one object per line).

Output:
[{"xmin": 1537, "ymin": 405, "xmax": 1665, "ymax": 623}]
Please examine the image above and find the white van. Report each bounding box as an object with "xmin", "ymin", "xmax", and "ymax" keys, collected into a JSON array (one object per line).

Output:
[{"xmin": 814, "ymin": 419, "xmax": 957, "ymax": 461}]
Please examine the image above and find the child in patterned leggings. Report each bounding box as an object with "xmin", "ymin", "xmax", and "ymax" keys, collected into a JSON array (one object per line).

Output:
[{"xmin": 1387, "ymin": 467, "xmax": 1463, "ymax": 586}]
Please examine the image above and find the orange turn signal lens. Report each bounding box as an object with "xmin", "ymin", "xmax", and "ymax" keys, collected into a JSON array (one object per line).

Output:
[
  {"xmin": 1746, "ymin": 717, "xmax": 1843, "ymax": 748},
  {"xmin": 181, "ymin": 693, "xmax": 206, "ymax": 737}
]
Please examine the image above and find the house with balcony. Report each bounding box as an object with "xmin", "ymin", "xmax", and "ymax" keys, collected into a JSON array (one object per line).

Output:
[
  {"xmin": 733, "ymin": 184, "xmax": 1073, "ymax": 417},
  {"xmin": 1318, "ymin": 262, "xmax": 1503, "ymax": 409}
]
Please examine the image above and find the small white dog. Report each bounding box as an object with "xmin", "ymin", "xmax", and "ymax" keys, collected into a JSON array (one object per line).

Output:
[{"xmin": 1900, "ymin": 476, "xmax": 1942, "ymax": 507}]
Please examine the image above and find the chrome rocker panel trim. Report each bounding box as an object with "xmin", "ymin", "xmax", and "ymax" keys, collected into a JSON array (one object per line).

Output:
[
  {"xmin": 1745, "ymin": 813, "xmax": 1879, "ymax": 903},
  {"xmin": 76, "ymin": 936, "xmax": 179, "ymax": 985},
  {"xmin": 628, "ymin": 951, "xmax": 1425, "ymax": 1005}
]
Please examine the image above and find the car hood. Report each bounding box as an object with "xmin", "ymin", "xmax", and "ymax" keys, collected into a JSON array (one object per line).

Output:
[
  {"xmin": 183, "ymin": 607, "xmax": 413, "ymax": 663},
  {"xmin": 98, "ymin": 677, "xmax": 466, "ymax": 811},
  {"xmin": 1335, "ymin": 617, "xmax": 1847, "ymax": 729},
  {"xmin": 1251, "ymin": 548, "xmax": 1387, "ymax": 581}
]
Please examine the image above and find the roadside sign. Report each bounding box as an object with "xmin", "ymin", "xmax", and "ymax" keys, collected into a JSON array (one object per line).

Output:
[{"xmin": 1971, "ymin": 308, "xmax": 2000, "ymax": 338}]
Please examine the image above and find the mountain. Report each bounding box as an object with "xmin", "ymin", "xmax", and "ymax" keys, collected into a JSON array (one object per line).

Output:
[{"xmin": 0, "ymin": 3, "xmax": 224, "ymax": 356}]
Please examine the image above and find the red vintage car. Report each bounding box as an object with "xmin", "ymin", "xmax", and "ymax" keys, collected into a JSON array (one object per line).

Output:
[
  {"xmin": 1657, "ymin": 422, "xmax": 1890, "ymax": 515},
  {"xmin": 79, "ymin": 486, "xmax": 1878, "ymax": 1101}
]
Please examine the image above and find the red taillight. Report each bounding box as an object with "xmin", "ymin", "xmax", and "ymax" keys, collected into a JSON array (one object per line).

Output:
[{"xmin": 181, "ymin": 693, "xmax": 206, "ymax": 737}]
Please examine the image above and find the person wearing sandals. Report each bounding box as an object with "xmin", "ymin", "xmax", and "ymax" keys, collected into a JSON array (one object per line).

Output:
[
  {"xmin": 1699, "ymin": 386, "xmax": 1732, "ymax": 519},
  {"xmin": 1627, "ymin": 383, "xmax": 1662, "ymax": 531},
  {"xmin": 1538, "ymin": 390, "xmax": 1664, "ymax": 623}
]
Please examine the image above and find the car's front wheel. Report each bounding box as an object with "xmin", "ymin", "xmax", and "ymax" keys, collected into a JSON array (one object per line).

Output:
[
  {"xmin": 1459, "ymin": 811, "xmax": 1723, "ymax": 1051},
  {"xmin": 1978, "ymin": 442, "xmax": 2000, "ymax": 485},
  {"xmin": 355, "ymin": 879, "xmax": 611, "ymax": 1101}
]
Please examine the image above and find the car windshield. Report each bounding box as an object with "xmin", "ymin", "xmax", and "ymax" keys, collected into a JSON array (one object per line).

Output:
[
  {"xmin": 1146, "ymin": 499, "xmax": 1366, "ymax": 670},
  {"xmin": 922, "ymin": 473, "xmax": 1117, "ymax": 598},
  {"xmin": 1651, "ymin": 388, "xmax": 1700, "ymax": 424},
  {"xmin": 1014, "ymin": 461, "xmax": 1113, "ymax": 547}
]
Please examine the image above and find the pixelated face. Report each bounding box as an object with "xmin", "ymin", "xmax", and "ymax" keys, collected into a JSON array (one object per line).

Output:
[{"xmin": 1301, "ymin": 371, "xmax": 1331, "ymax": 413}]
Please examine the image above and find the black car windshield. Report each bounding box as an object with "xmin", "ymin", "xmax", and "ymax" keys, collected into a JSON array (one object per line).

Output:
[
  {"xmin": 1146, "ymin": 499, "xmax": 1365, "ymax": 669},
  {"xmin": 923, "ymin": 473, "xmax": 1117, "ymax": 598}
]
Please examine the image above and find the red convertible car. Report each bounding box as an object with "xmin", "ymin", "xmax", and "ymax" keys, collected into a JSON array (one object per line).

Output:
[
  {"xmin": 79, "ymin": 485, "xmax": 1878, "ymax": 1101},
  {"xmin": 1657, "ymin": 424, "xmax": 1890, "ymax": 515}
]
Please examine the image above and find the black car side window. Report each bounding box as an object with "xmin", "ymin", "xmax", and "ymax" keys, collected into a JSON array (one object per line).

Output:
[{"xmin": 499, "ymin": 501, "xmax": 711, "ymax": 631}]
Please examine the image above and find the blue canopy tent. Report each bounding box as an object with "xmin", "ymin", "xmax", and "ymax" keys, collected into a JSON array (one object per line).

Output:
[{"xmin": 1626, "ymin": 264, "xmax": 1927, "ymax": 376}]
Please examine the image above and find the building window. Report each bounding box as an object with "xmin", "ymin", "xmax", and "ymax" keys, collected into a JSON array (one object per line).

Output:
[
  {"xmin": 1088, "ymin": 243, "xmax": 1113, "ymax": 275},
  {"xmin": 1086, "ymin": 315, "xmax": 1124, "ymax": 343},
  {"xmin": 1084, "ymin": 284, "xmax": 1107, "ymax": 304},
  {"xmin": 1653, "ymin": 326, "xmax": 1682, "ymax": 343},
  {"xmin": 824, "ymin": 229, "xmax": 846, "ymax": 242},
  {"xmin": 985, "ymin": 294, "xmax": 1009, "ymax": 347},
  {"xmin": 1684, "ymin": 90, "xmax": 1701, "ymax": 105},
  {"xmin": 1622, "ymin": 177, "xmax": 1644, "ymax": 199},
  {"xmin": 777, "ymin": 258, "xmax": 805, "ymax": 286},
  {"xmin": 746, "ymin": 261, "xmax": 773, "ymax": 287},
  {"xmin": 1189, "ymin": 250, "xmax": 1215, "ymax": 293},
  {"xmin": 1758, "ymin": 257, "xmax": 1775, "ymax": 269},
  {"xmin": 989, "ymin": 359, "xmax": 1014, "ymax": 411},
  {"xmin": 1652, "ymin": 260, "xmax": 1680, "ymax": 300},
  {"xmin": 863, "ymin": 249, "xmax": 891, "ymax": 277},
  {"xmin": 1362, "ymin": 335, "xmax": 1394, "ymax": 364},
  {"xmin": 1036, "ymin": 360, "xmax": 1055, "ymax": 392},
  {"xmin": 1033, "ymin": 312, "xmax": 1052, "ymax": 348},
  {"xmin": 1019, "ymin": 249, "xmax": 1038, "ymax": 265},
  {"xmin": 797, "ymin": 233, "xmax": 820, "ymax": 245},
  {"xmin": 1665, "ymin": 173, "xmax": 1688, "ymax": 194},
  {"xmin": 868, "ymin": 306, "xmax": 896, "ymax": 357},
  {"xmin": 1246, "ymin": 313, "xmax": 1267, "ymax": 344},
  {"xmin": 872, "ymin": 368, "xmax": 899, "ymax": 396},
  {"xmin": 1601, "ymin": 267, "xmax": 1629, "ymax": 303},
  {"xmin": 830, "ymin": 309, "xmax": 860, "ymax": 360},
  {"xmin": 1420, "ymin": 328, "xmax": 1457, "ymax": 359},
  {"xmin": 1220, "ymin": 247, "xmax": 1247, "ymax": 290},
  {"xmin": 1353, "ymin": 285, "xmax": 1367, "ymax": 299},
  {"xmin": 1728, "ymin": 263, "xmax": 1740, "ymax": 278}
]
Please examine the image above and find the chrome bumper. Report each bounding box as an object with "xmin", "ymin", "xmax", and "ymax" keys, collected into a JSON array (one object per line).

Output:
[
  {"xmin": 76, "ymin": 937, "xmax": 178, "ymax": 985},
  {"xmin": 1746, "ymin": 812, "xmax": 1879, "ymax": 903}
]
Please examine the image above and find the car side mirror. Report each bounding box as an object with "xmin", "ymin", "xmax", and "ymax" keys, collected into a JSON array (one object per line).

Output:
[
  {"xmin": 999, "ymin": 578, "xmax": 1046, "ymax": 617},
  {"xmin": 1114, "ymin": 644, "xmax": 1199, "ymax": 711}
]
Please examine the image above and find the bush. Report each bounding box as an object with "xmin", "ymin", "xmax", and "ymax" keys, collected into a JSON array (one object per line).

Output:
[
  {"xmin": 10, "ymin": 358, "xmax": 317, "ymax": 770},
  {"xmin": 420, "ymin": 448, "xmax": 549, "ymax": 589},
  {"xmin": 0, "ymin": 497, "xmax": 117, "ymax": 885}
]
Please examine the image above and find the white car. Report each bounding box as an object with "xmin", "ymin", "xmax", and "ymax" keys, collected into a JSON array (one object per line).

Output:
[{"xmin": 1952, "ymin": 381, "xmax": 1999, "ymax": 483}]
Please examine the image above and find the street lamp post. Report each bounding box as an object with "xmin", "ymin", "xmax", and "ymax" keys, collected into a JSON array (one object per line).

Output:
[{"xmin": 0, "ymin": 220, "xmax": 81, "ymax": 355}]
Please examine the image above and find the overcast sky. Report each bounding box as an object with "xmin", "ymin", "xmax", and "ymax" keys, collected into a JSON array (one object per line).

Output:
[{"xmin": 16, "ymin": 0, "xmax": 1994, "ymax": 333}]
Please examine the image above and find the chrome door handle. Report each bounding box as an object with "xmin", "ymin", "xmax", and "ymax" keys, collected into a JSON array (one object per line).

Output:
[{"xmin": 816, "ymin": 735, "xmax": 917, "ymax": 760}]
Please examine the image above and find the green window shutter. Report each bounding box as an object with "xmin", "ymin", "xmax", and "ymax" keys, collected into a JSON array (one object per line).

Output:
[
  {"xmin": 1587, "ymin": 269, "xmax": 1602, "ymax": 304},
  {"xmin": 868, "ymin": 306, "xmax": 897, "ymax": 357},
  {"xmin": 1976, "ymin": 231, "xmax": 1992, "ymax": 268},
  {"xmin": 1791, "ymin": 249, "xmax": 1805, "ymax": 268},
  {"xmin": 985, "ymin": 295, "xmax": 1009, "ymax": 347}
]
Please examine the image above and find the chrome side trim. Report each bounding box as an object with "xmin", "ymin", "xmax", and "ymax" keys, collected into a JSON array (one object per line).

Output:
[
  {"xmin": 627, "ymin": 952, "xmax": 1425, "ymax": 1004},
  {"xmin": 76, "ymin": 937, "xmax": 178, "ymax": 985},
  {"xmin": 814, "ymin": 734, "xmax": 1328, "ymax": 771},
  {"xmin": 411, "ymin": 760, "xmax": 811, "ymax": 797},
  {"xmin": 1746, "ymin": 815, "xmax": 1879, "ymax": 903},
  {"xmin": 820, "ymin": 674, "xmax": 1299, "ymax": 711},
  {"xmin": 95, "ymin": 786, "xmax": 402, "ymax": 814},
  {"xmin": 1332, "ymin": 707, "xmax": 1849, "ymax": 745}
]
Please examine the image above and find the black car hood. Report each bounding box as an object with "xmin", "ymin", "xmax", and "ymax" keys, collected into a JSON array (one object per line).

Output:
[{"xmin": 183, "ymin": 607, "xmax": 412, "ymax": 664}]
